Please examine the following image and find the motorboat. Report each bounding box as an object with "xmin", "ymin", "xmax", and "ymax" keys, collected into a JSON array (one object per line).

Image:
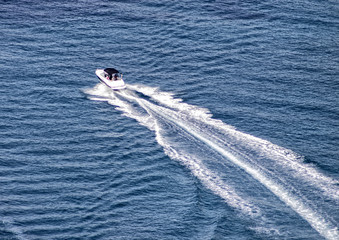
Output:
[{"xmin": 95, "ymin": 68, "xmax": 126, "ymax": 90}]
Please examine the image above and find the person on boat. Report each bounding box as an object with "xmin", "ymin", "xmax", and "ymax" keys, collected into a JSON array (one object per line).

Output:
[
  {"xmin": 113, "ymin": 74, "xmax": 118, "ymax": 81},
  {"xmin": 105, "ymin": 73, "xmax": 111, "ymax": 80}
]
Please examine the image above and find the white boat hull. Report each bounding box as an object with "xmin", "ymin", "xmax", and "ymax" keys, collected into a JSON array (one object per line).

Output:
[{"xmin": 95, "ymin": 69, "xmax": 126, "ymax": 90}]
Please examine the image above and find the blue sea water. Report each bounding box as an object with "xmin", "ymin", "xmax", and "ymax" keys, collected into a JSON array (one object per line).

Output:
[{"xmin": 1, "ymin": 0, "xmax": 338, "ymax": 239}]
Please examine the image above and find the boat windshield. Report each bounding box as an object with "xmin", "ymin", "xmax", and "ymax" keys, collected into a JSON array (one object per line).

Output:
[
  {"xmin": 103, "ymin": 72, "xmax": 122, "ymax": 80},
  {"xmin": 113, "ymin": 73, "xmax": 122, "ymax": 80}
]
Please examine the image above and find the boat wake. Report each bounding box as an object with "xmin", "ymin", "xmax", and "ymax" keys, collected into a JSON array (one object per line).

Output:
[{"xmin": 85, "ymin": 83, "xmax": 339, "ymax": 239}]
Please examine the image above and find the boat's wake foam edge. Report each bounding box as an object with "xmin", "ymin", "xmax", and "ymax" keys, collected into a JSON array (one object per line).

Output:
[{"xmin": 84, "ymin": 83, "xmax": 339, "ymax": 240}]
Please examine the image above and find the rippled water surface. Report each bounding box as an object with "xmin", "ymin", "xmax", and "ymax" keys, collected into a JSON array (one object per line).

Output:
[{"xmin": 1, "ymin": 1, "xmax": 338, "ymax": 239}]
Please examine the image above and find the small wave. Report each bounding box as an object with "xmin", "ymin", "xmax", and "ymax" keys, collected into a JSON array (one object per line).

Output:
[{"xmin": 2, "ymin": 216, "xmax": 26, "ymax": 240}]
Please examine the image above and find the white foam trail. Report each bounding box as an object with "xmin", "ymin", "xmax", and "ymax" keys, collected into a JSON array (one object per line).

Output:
[
  {"xmin": 86, "ymin": 83, "xmax": 339, "ymax": 239},
  {"xmin": 128, "ymin": 84, "xmax": 221, "ymax": 124},
  {"xmin": 218, "ymin": 127, "xmax": 339, "ymax": 200},
  {"xmin": 130, "ymin": 93, "xmax": 260, "ymax": 216},
  {"xmin": 116, "ymin": 91, "xmax": 259, "ymax": 215},
  {"xmin": 84, "ymin": 83, "xmax": 114, "ymax": 98},
  {"xmin": 84, "ymin": 84, "xmax": 156, "ymax": 129},
  {"xmin": 129, "ymin": 84, "xmax": 338, "ymax": 201},
  {"xmin": 137, "ymin": 97, "xmax": 339, "ymax": 240}
]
